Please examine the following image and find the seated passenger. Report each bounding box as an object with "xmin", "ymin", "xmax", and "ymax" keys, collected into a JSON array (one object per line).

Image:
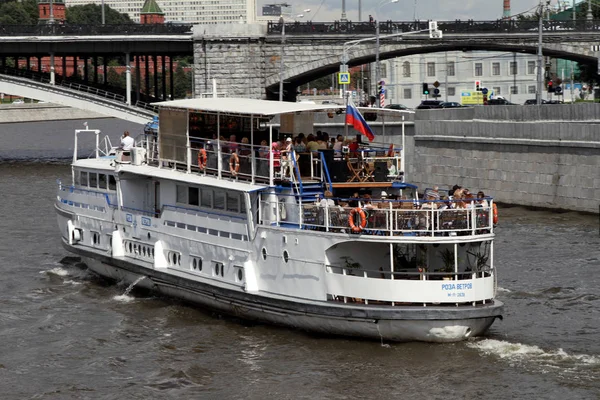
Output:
[
  {"xmin": 319, "ymin": 190, "xmax": 337, "ymax": 208},
  {"xmin": 476, "ymin": 191, "xmax": 489, "ymax": 208}
]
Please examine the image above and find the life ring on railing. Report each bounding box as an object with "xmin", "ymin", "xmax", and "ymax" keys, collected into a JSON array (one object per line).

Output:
[
  {"xmin": 197, "ymin": 148, "xmax": 207, "ymax": 170},
  {"xmin": 492, "ymin": 203, "xmax": 499, "ymax": 224},
  {"xmin": 348, "ymin": 207, "xmax": 367, "ymax": 233},
  {"xmin": 229, "ymin": 152, "xmax": 240, "ymax": 176}
]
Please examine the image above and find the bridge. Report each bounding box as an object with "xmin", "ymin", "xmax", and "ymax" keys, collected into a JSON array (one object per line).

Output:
[
  {"xmin": 1, "ymin": 20, "xmax": 600, "ymax": 111},
  {"xmin": 195, "ymin": 20, "xmax": 600, "ymax": 100}
]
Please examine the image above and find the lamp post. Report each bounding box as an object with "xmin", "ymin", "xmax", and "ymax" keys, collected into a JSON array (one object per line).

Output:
[
  {"xmin": 375, "ymin": 0, "xmax": 399, "ymax": 107},
  {"xmin": 49, "ymin": 0, "xmax": 54, "ymax": 24},
  {"xmin": 588, "ymin": 0, "xmax": 593, "ymax": 20},
  {"xmin": 102, "ymin": 0, "xmax": 106, "ymax": 25},
  {"xmin": 278, "ymin": 16, "xmax": 285, "ymax": 101}
]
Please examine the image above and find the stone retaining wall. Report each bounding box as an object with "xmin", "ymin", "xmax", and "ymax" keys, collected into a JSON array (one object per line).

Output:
[{"xmin": 0, "ymin": 103, "xmax": 106, "ymax": 124}]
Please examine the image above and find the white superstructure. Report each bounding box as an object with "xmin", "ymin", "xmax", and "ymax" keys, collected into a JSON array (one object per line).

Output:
[{"xmin": 55, "ymin": 98, "xmax": 503, "ymax": 343}]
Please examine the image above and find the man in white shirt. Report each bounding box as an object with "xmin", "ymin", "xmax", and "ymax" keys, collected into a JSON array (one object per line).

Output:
[{"xmin": 120, "ymin": 131, "xmax": 134, "ymax": 150}]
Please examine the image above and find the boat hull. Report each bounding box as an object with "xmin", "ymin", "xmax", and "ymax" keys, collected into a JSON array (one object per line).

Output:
[{"xmin": 64, "ymin": 240, "xmax": 503, "ymax": 343}]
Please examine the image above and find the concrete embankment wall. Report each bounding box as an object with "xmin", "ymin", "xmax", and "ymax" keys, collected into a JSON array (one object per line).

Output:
[
  {"xmin": 413, "ymin": 105, "xmax": 600, "ymax": 214},
  {"xmin": 0, "ymin": 103, "xmax": 106, "ymax": 123}
]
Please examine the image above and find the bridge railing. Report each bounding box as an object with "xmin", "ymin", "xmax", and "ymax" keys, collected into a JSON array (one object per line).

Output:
[
  {"xmin": 0, "ymin": 24, "xmax": 193, "ymax": 36},
  {"xmin": 267, "ymin": 19, "xmax": 600, "ymax": 35}
]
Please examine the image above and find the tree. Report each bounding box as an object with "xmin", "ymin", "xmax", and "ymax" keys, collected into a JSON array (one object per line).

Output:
[
  {"xmin": 0, "ymin": 0, "xmax": 38, "ymax": 24},
  {"xmin": 173, "ymin": 65, "xmax": 191, "ymax": 99},
  {"xmin": 66, "ymin": 4, "xmax": 133, "ymax": 24}
]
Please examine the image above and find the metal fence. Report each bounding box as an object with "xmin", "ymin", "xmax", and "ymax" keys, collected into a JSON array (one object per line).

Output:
[{"xmin": 0, "ymin": 24, "xmax": 193, "ymax": 36}]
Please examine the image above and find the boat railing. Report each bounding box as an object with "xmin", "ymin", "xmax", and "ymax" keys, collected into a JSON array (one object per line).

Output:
[
  {"xmin": 326, "ymin": 264, "xmax": 492, "ymax": 281},
  {"xmin": 260, "ymin": 196, "xmax": 495, "ymax": 236}
]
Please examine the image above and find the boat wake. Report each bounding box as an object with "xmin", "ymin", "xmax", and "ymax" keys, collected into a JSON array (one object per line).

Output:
[
  {"xmin": 40, "ymin": 267, "xmax": 70, "ymax": 277},
  {"xmin": 467, "ymin": 339, "xmax": 600, "ymax": 381}
]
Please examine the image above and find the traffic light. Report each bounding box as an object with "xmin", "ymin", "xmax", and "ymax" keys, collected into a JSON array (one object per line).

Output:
[
  {"xmin": 547, "ymin": 80, "xmax": 555, "ymax": 93},
  {"xmin": 475, "ymin": 80, "xmax": 481, "ymax": 91},
  {"xmin": 422, "ymin": 83, "xmax": 429, "ymax": 95}
]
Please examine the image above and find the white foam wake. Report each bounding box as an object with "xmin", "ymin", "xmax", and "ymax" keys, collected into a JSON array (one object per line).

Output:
[
  {"xmin": 496, "ymin": 287, "xmax": 512, "ymax": 293},
  {"xmin": 112, "ymin": 294, "xmax": 135, "ymax": 303},
  {"xmin": 468, "ymin": 339, "xmax": 600, "ymax": 367},
  {"xmin": 40, "ymin": 267, "xmax": 69, "ymax": 277}
]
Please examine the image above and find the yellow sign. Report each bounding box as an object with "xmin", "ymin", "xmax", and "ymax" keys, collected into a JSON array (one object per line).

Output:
[
  {"xmin": 338, "ymin": 72, "xmax": 350, "ymax": 85},
  {"xmin": 460, "ymin": 90, "xmax": 484, "ymax": 105}
]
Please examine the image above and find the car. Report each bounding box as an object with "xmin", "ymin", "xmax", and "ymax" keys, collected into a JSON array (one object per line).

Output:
[
  {"xmin": 486, "ymin": 98, "xmax": 517, "ymax": 105},
  {"xmin": 384, "ymin": 103, "xmax": 410, "ymax": 110},
  {"xmin": 524, "ymin": 99, "xmax": 548, "ymax": 105},
  {"xmin": 416, "ymin": 100, "xmax": 444, "ymax": 109},
  {"xmin": 440, "ymin": 102, "xmax": 463, "ymax": 108},
  {"xmin": 546, "ymin": 100, "xmax": 564, "ymax": 104},
  {"xmin": 12, "ymin": 99, "xmax": 24, "ymax": 104}
]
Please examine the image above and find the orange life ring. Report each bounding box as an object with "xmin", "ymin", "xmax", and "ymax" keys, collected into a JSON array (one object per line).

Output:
[
  {"xmin": 492, "ymin": 203, "xmax": 498, "ymax": 224},
  {"xmin": 348, "ymin": 207, "xmax": 367, "ymax": 233},
  {"xmin": 197, "ymin": 148, "xmax": 207, "ymax": 170},
  {"xmin": 229, "ymin": 152, "xmax": 240, "ymax": 176}
]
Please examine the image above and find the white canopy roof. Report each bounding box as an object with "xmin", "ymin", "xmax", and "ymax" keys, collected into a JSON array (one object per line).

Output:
[{"xmin": 153, "ymin": 97, "xmax": 345, "ymax": 116}]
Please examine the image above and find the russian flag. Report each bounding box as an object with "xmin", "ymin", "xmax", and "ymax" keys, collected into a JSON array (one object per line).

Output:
[{"xmin": 345, "ymin": 103, "xmax": 375, "ymax": 142}]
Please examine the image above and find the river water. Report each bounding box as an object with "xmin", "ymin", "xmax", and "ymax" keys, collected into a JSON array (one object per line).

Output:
[{"xmin": 1, "ymin": 119, "xmax": 599, "ymax": 399}]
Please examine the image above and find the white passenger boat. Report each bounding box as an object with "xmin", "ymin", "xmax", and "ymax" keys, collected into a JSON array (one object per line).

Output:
[{"xmin": 55, "ymin": 98, "xmax": 503, "ymax": 343}]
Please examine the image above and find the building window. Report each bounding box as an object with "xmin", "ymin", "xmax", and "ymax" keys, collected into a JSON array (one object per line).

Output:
[
  {"xmin": 402, "ymin": 61, "xmax": 411, "ymax": 77},
  {"xmin": 427, "ymin": 62, "xmax": 435, "ymax": 77},
  {"xmin": 380, "ymin": 64, "xmax": 387, "ymax": 79},
  {"xmin": 447, "ymin": 61, "xmax": 455, "ymax": 76},
  {"xmin": 510, "ymin": 86, "xmax": 518, "ymax": 95},
  {"xmin": 448, "ymin": 87, "xmax": 456, "ymax": 96},
  {"xmin": 475, "ymin": 63, "xmax": 483, "ymax": 76},
  {"xmin": 493, "ymin": 87, "xmax": 501, "ymax": 95},
  {"xmin": 510, "ymin": 61, "xmax": 517, "ymax": 75},
  {"xmin": 403, "ymin": 88, "xmax": 412, "ymax": 99},
  {"xmin": 528, "ymin": 85, "xmax": 536, "ymax": 94},
  {"xmin": 492, "ymin": 62, "xmax": 500, "ymax": 76},
  {"xmin": 528, "ymin": 61, "xmax": 536, "ymax": 74}
]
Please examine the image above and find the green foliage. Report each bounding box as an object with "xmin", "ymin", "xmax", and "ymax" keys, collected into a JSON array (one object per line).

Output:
[
  {"xmin": 65, "ymin": 4, "xmax": 133, "ymax": 24},
  {"xmin": 309, "ymin": 75, "xmax": 333, "ymax": 91},
  {"xmin": 173, "ymin": 65, "xmax": 191, "ymax": 99},
  {"xmin": 0, "ymin": 0, "xmax": 38, "ymax": 24}
]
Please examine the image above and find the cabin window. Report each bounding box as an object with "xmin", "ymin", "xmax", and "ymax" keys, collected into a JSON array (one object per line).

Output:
[
  {"xmin": 176, "ymin": 185, "xmax": 187, "ymax": 203},
  {"xmin": 188, "ymin": 187, "xmax": 199, "ymax": 206},
  {"xmin": 89, "ymin": 173, "xmax": 98, "ymax": 189},
  {"xmin": 201, "ymin": 189, "xmax": 212, "ymax": 208},
  {"xmin": 98, "ymin": 174, "xmax": 107, "ymax": 190},
  {"xmin": 226, "ymin": 192, "xmax": 239, "ymax": 212},
  {"xmin": 80, "ymin": 171, "xmax": 88, "ymax": 187},
  {"xmin": 108, "ymin": 175, "xmax": 116, "ymax": 191},
  {"xmin": 213, "ymin": 190, "xmax": 225, "ymax": 210},
  {"xmin": 74, "ymin": 171, "xmax": 81, "ymax": 185}
]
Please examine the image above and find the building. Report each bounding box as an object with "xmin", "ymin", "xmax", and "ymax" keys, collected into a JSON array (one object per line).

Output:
[
  {"xmin": 140, "ymin": 0, "xmax": 165, "ymax": 24},
  {"xmin": 378, "ymin": 51, "xmax": 572, "ymax": 107},
  {"xmin": 64, "ymin": 0, "xmax": 257, "ymax": 24}
]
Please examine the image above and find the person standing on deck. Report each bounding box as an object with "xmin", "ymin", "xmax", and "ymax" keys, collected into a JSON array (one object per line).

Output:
[{"xmin": 120, "ymin": 131, "xmax": 134, "ymax": 150}]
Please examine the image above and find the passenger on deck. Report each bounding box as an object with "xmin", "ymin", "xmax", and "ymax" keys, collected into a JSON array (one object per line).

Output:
[
  {"xmin": 348, "ymin": 192, "xmax": 361, "ymax": 208},
  {"xmin": 306, "ymin": 134, "xmax": 319, "ymax": 153},
  {"xmin": 387, "ymin": 160, "xmax": 398, "ymax": 178},
  {"xmin": 281, "ymin": 137, "xmax": 294, "ymax": 178},
  {"xmin": 333, "ymin": 135, "xmax": 344, "ymax": 154},
  {"xmin": 476, "ymin": 191, "xmax": 489, "ymax": 208},
  {"xmin": 319, "ymin": 190, "xmax": 337, "ymax": 208},
  {"xmin": 120, "ymin": 131, "xmax": 134, "ymax": 150},
  {"xmin": 270, "ymin": 142, "xmax": 281, "ymax": 174},
  {"xmin": 293, "ymin": 136, "xmax": 306, "ymax": 153}
]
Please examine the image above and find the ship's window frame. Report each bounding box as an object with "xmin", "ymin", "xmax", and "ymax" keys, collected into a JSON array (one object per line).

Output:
[
  {"xmin": 200, "ymin": 188, "xmax": 212, "ymax": 208},
  {"xmin": 213, "ymin": 189, "xmax": 225, "ymax": 210},
  {"xmin": 80, "ymin": 171, "xmax": 88, "ymax": 187},
  {"xmin": 74, "ymin": 170, "xmax": 81, "ymax": 185},
  {"xmin": 226, "ymin": 191, "xmax": 240, "ymax": 213},
  {"xmin": 176, "ymin": 185, "xmax": 187, "ymax": 203},
  {"xmin": 98, "ymin": 174, "xmax": 108, "ymax": 190},
  {"xmin": 188, "ymin": 186, "xmax": 199, "ymax": 206},
  {"xmin": 89, "ymin": 172, "xmax": 98, "ymax": 189},
  {"xmin": 108, "ymin": 175, "xmax": 117, "ymax": 191}
]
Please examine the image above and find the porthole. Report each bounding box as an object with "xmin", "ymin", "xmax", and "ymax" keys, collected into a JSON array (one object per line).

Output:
[
  {"xmin": 151, "ymin": 248, "xmax": 155, "ymax": 257},
  {"xmin": 193, "ymin": 258, "xmax": 197, "ymax": 270},
  {"xmin": 237, "ymin": 269, "xmax": 243, "ymax": 281},
  {"xmin": 147, "ymin": 232, "xmax": 151, "ymax": 239},
  {"xmin": 214, "ymin": 264, "xmax": 219, "ymax": 275},
  {"xmin": 283, "ymin": 250, "xmax": 289, "ymax": 263},
  {"xmin": 178, "ymin": 254, "xmax": 181, "ymax": 266},
  {"xmin": 134, "ymin": 244, "xmax": 138, "ymax": 254},
  {"xmin": 129, "ymin": 242, "xmax": 133, "ymax": 253},
  {"xmin": 262, "ymin": 248, "xmax": 267, "ymax": 260},
  {"xmin": 198, "ymin": 259, "xmax": 202, "ymax": 271},
  {"xmin": 142, "ymin": 246, "xmax": 146, "ymax": 256},
  {"xmin": 221, "ymin": 264, "xmax": 224, "ymax": 277}
]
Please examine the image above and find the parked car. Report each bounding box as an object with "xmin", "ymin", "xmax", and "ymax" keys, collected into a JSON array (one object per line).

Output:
[
  {"xmin": 524, "ymin": 99, "xmax": 548, "ymax": 105},
  {"xmin": 12, "ymin": 99, "xmax": 24, "ymax": 104},
  {"xmin": 384, "ymin": 103, "xmax": 410, "ymax": 110},
  {"xmin": 416, "ymin": 100, "xmax": 444, "ymax": 109},
  {"xmin": 546, "ymin": 100, "xmax": 564, "ymax": 104},
  {"xmin": 440, "ymin": 102, "xmax": 463, "ymax": 108},
  {"xmin": 486, "ymin": 98, "xmax": 517, "ymax": 105}
]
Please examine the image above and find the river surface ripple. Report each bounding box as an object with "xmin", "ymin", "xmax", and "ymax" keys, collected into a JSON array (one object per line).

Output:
[{"xmin": 0, "ymin": 119, "xmax": 599, "ymax": 399}]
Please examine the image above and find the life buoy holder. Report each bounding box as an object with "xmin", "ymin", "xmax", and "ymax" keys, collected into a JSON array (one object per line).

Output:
[
  {"xmin": 348, "ymin": 207, "xmax": 367, "ymax": 233},
  {"xmin": 229, "ymin": 152, "xmax": 240, "ymax": 176},
  {"xmin": 492, "ymin": 203, "xmax": 499, "ymax": 224},
  {"xmin": 197, "ymin": 148, "xmax": 207, "ymax": 170}
]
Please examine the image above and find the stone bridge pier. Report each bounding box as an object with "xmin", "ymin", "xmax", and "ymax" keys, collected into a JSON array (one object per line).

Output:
[{"xmin": 192, "ymin": 23, "xmax": 600, "ymax": 100}]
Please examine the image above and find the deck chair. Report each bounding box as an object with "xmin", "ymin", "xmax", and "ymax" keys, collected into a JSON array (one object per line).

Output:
[{"xmin": 346, "ymin": 156, "xmax": 362, "ymax": 182}]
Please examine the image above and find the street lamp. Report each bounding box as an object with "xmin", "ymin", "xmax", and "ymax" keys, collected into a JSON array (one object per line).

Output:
[
  {"xmin": 588, "ymin": 0, "xmax": 593, "ymax": 20},
  {"xmin": 537, "ymin": 0, "xmax": 551, "ymax": 105},
  {"xmin": 278, "ymin": 10, "xmax": 311, "ymax": 101},
  {"xmin": 375, "ymin": 0, "xmax": 399, "ymax": 107}
]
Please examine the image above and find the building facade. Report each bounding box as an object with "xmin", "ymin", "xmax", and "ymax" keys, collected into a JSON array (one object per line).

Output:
[
  {"xmin": 378, "ymin": 51, "xmax": 570, "ymax": 108},
  {"xmin": 64, "ymin": 0, "xmax": 257, "ymax": 24}
]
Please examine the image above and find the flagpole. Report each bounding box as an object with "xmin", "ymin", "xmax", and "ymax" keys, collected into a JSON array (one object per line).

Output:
[{"xmin": 344, "ymin": 91, "xmax": 349, "ymax": 141}]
